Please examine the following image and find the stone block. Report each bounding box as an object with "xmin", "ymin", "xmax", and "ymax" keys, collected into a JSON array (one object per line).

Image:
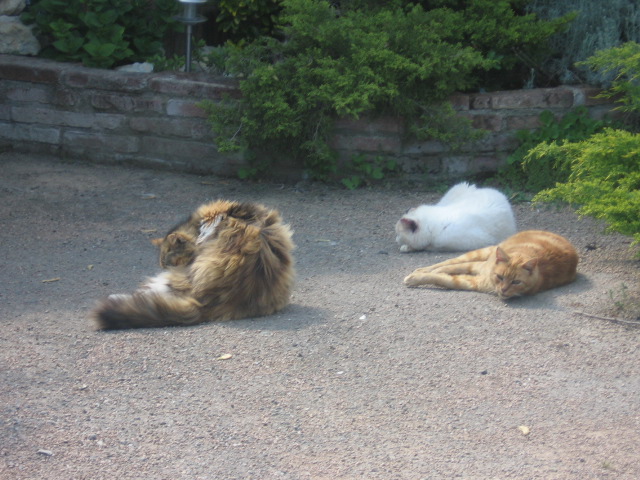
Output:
[
  {"xmin": 12, "ymin": 106, "xmax": 125, "ymax": 130},
  {"xmin": 91, "ymin": 93, "xmax": 163, "ymax": 113},
  {"xmin": 129, "ymin": 116, "xmax": 212, "ymax": 140},
  {"xmin": 140, "ymin": 136, "xmax": 220, "ymax": 159},
  {"xmin": 7, "ymin": 86, "xmax": 51, "ymax": 103},
  {"xmin": 333, "ymin": 116, "xmax": 403, "ymax": 135},
  {"xmin": 166, "ymin": 99, "xmax": 208, "ymax": 118},
  {"xmin": 0, "ymin": 56, "xmax": 59, "ymax": 84},
  {"xmin": 150, "ymin": 76, "xmax": 239, "ymax": 99},
  {"xmin": 505, "ymin": 114, "xmax": 541, "ymax": 131},
  {"xmin": 63, "ymin": 68, "xmax": 150, "ymax": 92},
  {"xmin": 63, "ymin": 130, "xmax": 139, "ymax": 153},
  {"xmin": 0, "ymin": 121, "xmax": 60, "ymax": 143},
  {"xmin": 0, "ymin": 0, "xmax": 25, "ymax": 15},
  {"xmin": 0, "ymin": 16, "xmax": 39, "ymax": 55},
  {"xmin": 330, "ymin": 134, "xmax": 401, "ymax": 153},
  {"xmin": 470, "ymin": 114, "xmax": 503, "ymax": 132}
]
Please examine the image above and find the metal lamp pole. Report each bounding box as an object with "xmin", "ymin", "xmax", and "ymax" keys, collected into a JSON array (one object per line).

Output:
[{"xmin": 175, "ymin": 0, "xmax": 207, "ymax": 72}]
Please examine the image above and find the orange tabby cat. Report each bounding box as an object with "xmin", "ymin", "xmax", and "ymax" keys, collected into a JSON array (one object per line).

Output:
[
  {"xmin": 92, "ymin": 200, "xmax": 295, "ymax": 329},
  {"xmin": 404, "ymin": 230, "xmax": 578, "ymax": 299}
]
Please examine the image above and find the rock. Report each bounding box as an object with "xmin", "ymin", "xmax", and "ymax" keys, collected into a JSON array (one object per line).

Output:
[
  {"xmin": 116, "ymin": 62, "xmax": 154, "ymax": 73},
  {"xmin": 0, "ymin": 0, "xmax": 26, "ymax": 16},
  {"xmin": 0, "ymin": 16, "xmax": 39, "ymax": 55}
]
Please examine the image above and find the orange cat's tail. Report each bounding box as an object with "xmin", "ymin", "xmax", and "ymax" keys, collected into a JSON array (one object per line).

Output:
[{"xmin": 92, "ymin": 293, "xmax": 202, "ymax": 330}]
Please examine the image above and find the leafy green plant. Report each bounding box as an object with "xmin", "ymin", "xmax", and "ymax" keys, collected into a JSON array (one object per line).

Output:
[
  {"xmin": 22, "ymin": 0, "xmax": 180, "ymax": 68},
  {"xmin": 578, "ymin": 41, "xmax": 640, "ymax": 117},
  {"xmin": 497, "ymin": 107, "xmax": 610, "ymax": 192},
  {"xmin": 215, "ymin": 0, "xmax": 282, "ymax": 44},
  {"xmin": 148, "ymin": 40, "xmax": 208, "ymax": 72},
  {"xmin": 205, "ymin": 0, "xmax": 571, "ymax": 180},
  {"xmin": 528, "ymin": 42, "xmax": 640, "ymax": 253},
  {"xmin": 340, "ymin": 155, "xmax": 398, "ymax": 190},
  {"xmin": 529, "ymin": 128, "xmax": 640, "ymax": 249}
]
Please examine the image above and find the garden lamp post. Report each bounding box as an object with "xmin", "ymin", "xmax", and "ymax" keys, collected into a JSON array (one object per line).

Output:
[{"xmin": 175, "ymin": 0, "xmax": 207, "ymax": 72}]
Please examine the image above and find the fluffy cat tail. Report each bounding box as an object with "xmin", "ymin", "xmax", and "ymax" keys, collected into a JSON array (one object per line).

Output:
[{"xmin": 92, "ymin": 292, "xmax": 202, "ymax": 330}]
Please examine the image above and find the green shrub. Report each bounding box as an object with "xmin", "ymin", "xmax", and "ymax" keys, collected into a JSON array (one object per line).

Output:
[
  {"xmin": 578, "ymin": 41, "xmax": 640, "ymax": 117},
  {"xmin": 202, "ymin": 0, "xmax": 570, "ymax": 181},
  {"xmin": 529, "ymin": 42, "xmax": 640, "ymax": 251},
  {"xmin": 340, "ymin": 155, "xmax": 399, "ymax": 190},
  {"xmin": 22, "ymin": 0, "xmax": 180, "ymax": 69},
  {"xmin": 530, "ymin": 128, "xmax": 640, "ymax": 249},
  {"xmin": 527, "ymin": 0, "xmax": 640, "ymax": 86},
  {"xmin": 215, "ymin": 0, "xmax": 282, "ymax": 45},
  {"xmin": 497, "ymin": 107, "xmax": 610, "ymax": 193}
]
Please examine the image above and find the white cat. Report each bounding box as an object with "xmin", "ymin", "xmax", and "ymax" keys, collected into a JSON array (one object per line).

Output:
[{"xmin": 395, "ymin": 182, "xmax": 516, "ymax": 252}]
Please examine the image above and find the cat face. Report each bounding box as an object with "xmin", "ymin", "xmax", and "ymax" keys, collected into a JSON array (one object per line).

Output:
[
  {"xmin": 154, "ymin": 201, "xmax": 274, "ymax": 268},
  {"xmin": 491, "ymin": 247, "xmax": 538, "ymax": 299},
  {"xmin": 395, "ymin": 209, "xmax": 423, "ymax": 251},
  {"xmin": 152, "ymin": 231, "xmax": 197, "ymax": 268}
]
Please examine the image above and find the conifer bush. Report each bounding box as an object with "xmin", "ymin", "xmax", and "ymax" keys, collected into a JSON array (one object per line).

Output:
[
  {"xmin": 202, "ymin": 0, "xmax": 571, "ymax": 180},
  {"xmin": 530, "ymin": 42, "xmax": 640, "ymax": 251}
]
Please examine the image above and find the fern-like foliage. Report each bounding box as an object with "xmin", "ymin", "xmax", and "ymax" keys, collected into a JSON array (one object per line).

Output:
[
  {"xmin": 202, "ymin": 0, "xmax": 571, "ymax": 180},
  {"xmin": 531, "ymin": 128, "xmax": 640, "ymax": 250}
]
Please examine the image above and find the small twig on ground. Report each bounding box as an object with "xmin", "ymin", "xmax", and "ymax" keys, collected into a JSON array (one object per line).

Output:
[{"xmin": 573, "ymin": 310, "xmax": 640, "ymax": 328}]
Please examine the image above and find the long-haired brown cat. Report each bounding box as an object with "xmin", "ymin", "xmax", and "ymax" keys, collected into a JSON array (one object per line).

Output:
[
  {"xmin": 404, "ymin": 230, "xmax": 578, "ymax": 299},
  {"xmin": 92, "ymin": 200, "xmax": 295, "ymax": 329}
]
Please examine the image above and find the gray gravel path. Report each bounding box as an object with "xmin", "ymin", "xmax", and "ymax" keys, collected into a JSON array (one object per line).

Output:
[{"xmin": 1, "ymin": 152, "xmax": 639, "ymax": 479}]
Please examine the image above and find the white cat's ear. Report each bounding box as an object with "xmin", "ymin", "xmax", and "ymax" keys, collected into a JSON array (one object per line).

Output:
[
  {"xmin": 522, "ymin": 258, "xmax": 538, "ymax": 273},
  {"xmin": 495, "ymin": 247, "xmax": 510, "ymax": 263},
  {"xmin": 400, "ymin": 218, "xmax": 418, "ymax": 233}
]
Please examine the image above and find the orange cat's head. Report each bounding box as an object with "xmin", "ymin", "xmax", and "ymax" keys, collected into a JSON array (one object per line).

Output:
[{"xmin": 491, "ymin": 247, "xmax": 538, "ymax": 299}]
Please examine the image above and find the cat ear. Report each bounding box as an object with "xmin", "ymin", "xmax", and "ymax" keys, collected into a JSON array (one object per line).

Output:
[
  {"xmin": 400, "ymin": 218, "xmax": 418, "ymax": 233},
  {"xmin": 151, "ymin": 237, "xmax": 164, "ymax": 246},
  {"xmin": 522, "ymin": 258, "xmax": 538, "ymax": 273},
  {"xmin": 167, "ymin": 233, "xmax": 186, "ymax": 246},
  {"xmin": 495, "ymin": 246, "xmax": 510, "ymax": 263}
]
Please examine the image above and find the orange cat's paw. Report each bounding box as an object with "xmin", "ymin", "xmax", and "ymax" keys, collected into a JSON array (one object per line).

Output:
[{"xmin": 403, "ymin": 273, "xmax": 422, "ymax": 287}]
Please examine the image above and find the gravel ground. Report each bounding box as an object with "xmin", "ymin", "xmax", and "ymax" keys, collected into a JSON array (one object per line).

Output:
[{"xmin": 1, "ymin": 152, "xmax": 639, "ymax": 480}]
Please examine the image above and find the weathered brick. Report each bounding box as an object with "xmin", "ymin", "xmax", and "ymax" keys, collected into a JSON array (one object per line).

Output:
[
  {"xmin": 330, "ymin": 134, "xmax": 401, "ymax": 153},
  {"xmin": 130, "ymin": 117, "xmax": 212, "ymax": 140},
  {"xmin": 505, "ymin": 114, "xmax": 541, "ymax": 131},
  {"xmin": 52, "ymin": 89, "xmax": 79, "ymax": 107},
  {"xmin": 0, "ymin": 121, "xmax": 61, "ymax": 144},
  {"xmin": 0, "ymin": 57, "xmax": 61, "ymax": 84},
  {"xmin": 450, "ymin": 93, "xmax": 470, "ymax": 111},
  {"xmin": 472, "ymin": 155, "xmax": 501, "ymax": 173},
  {"xmin": 166, "ymin": 99, "xmax": 208, "ymax": 118},
  {"xmin": 11, "ymin": 106, "xmax": 125, "ymax": 130},
  {"xmin": 402, "ymin": 139, "xmax": 448, "ymax": 156},
  {"xmin": 62, "ymin": 68, "xmax": 150, "ymax": 92},
  {"xmin": 545, "ymin": 89, "xmax": 574, "ymax": 108},
  {"xmin": 63, "ymin": 131, "xmax": 139, "ymax": 153},
  {"xmin": 0, "ymin": 105, "xmax": 10, "ymax": 121},
  {"xmin": 470, "ymin": 94, "xmax": 492, "ymax": 110},
  {"xmin": 140, "ymin": 136, "xmax": 219, "ymax": 158},
  {"xmin": 491, "ymin": 90, "xmax": 545, "ymax": 109},
  {"xmin": 442, "ymin": 155, "xmax": 471, "ymax": 175},
  {"xmin": 470, "ymin": 114, "xmax": 503, "ymax": 132},
  {"xmin": 150, "ymin": 76, "xmax": 239, "ymax": 99},
  {"xmin": 333, "ymin": 116, "xmax": 403, "ymax": 135},
  {"xmin": 91, "ymin": 93, "xmax": 163, "ymax": 113},
  {"xmin": 7, "ymin": 86, "xmax": 51, "ymax": 103}
]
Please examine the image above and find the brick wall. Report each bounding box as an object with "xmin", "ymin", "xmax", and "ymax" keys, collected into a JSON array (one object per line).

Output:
[{"xmin": 0, "ymin": 54, "xmax": 616, "ymax": 180}]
